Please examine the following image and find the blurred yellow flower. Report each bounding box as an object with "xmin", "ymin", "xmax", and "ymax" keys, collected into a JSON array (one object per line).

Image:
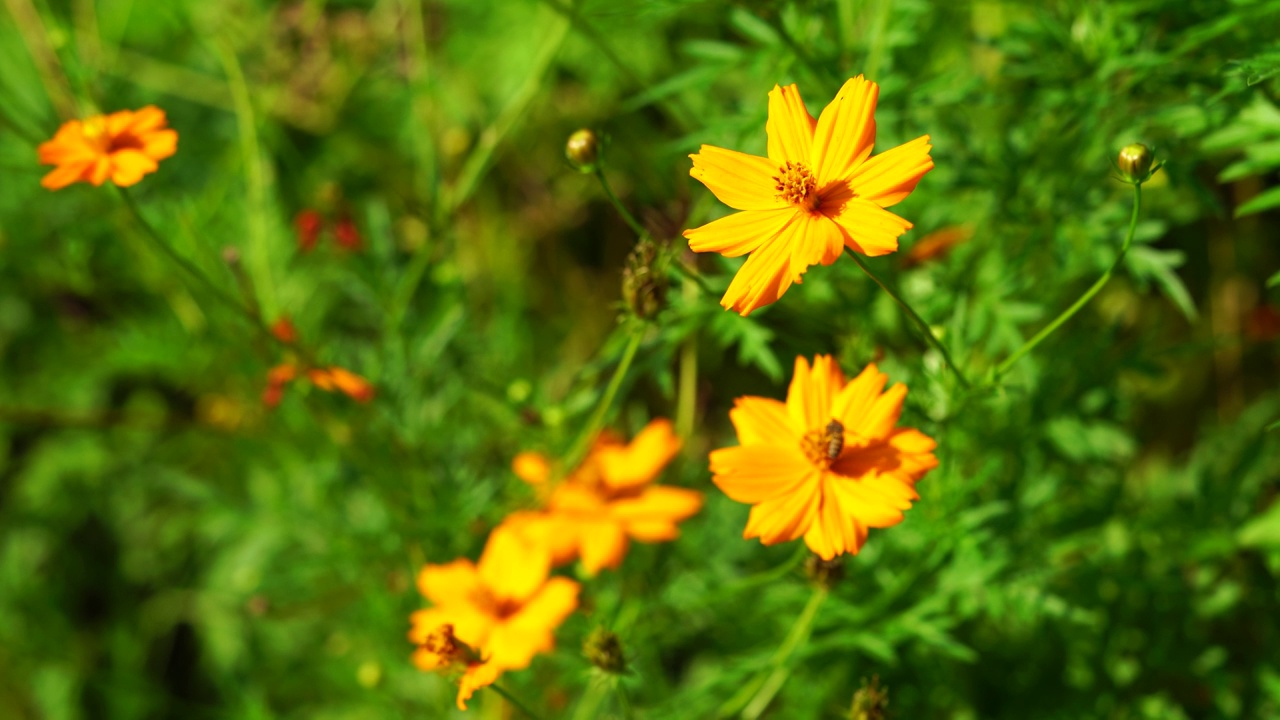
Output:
[
  {"xmin": 684, "ymin": 76, "xmax": 932, "ymax": 315},
  {"xmin": 37, "ymin": 106, "xmax": 178, "ymax": 190},
  {"xmin": 503, "ymin": 419, "xmax": 703, "ymax": 574},
  {"xmin": 409, "ymin": 527, "xmax": 578, "ymax": 709},
  {"xmin": 710, "ymin": 355, "xmax": 937, "ymax": 559}
]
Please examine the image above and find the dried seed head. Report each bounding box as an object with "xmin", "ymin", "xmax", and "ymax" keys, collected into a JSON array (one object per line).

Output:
[
  {"xmin": 583, "ymin": 626, "xmax": 627, "ymax": 674},
  {"xmin": 850, "ymin": 675, "xmax": 889, "ymax": 720},
  {"xmin": 566, "ymin": 128, "xmax": 600, "ymax": 171},
  {"xmin": 622, "ymin": 238, "xmax": 668, "ymax": 320}
]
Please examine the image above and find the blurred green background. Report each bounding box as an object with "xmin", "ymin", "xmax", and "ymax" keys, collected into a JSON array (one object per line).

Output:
[{"xmin": 2, "ymin": 1, "xmax": 1280, "ymax": 718}]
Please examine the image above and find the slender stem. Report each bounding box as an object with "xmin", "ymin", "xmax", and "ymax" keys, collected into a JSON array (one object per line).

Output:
[
  {"xmin": 675, "ymin": 277, "xmax": 699, "ymax": 438},
  {"xmin": 564, "ymin": 329, "xmax": 644, "ymax": 468},
  {"xmin": 116, "ymin": 188, "xmax": 262, "ymax": 328},
  {"xmin": 725, "ymin": 587, "xmax": 830, "ymax": 719},
  {"xmin": 672, "ymin": 258, "xmax": 715, "ymax": 296},
  {"xmin": 593, "ymin": 167, "xmax": 647, "ymax": 238},
  {"xmin": 994, "ymin": 184, "xmax": 1143, "ymax": 378},
  {"xmin": 845, "ymin": 248, "xmax": 970, "ymax": 388},
  {"xmin": 489, "ymin": 683, "xmax": 544, "ymax": 720},
  {"xmin": 570, "ymin": 675, "xmax": 610, "ymax": 720}
]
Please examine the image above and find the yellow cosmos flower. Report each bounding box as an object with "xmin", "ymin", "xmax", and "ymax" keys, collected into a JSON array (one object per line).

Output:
[
  {"xmin": 503, "ymin": 419, "xmax": 703, "ymax": 574},
  {"xmin": 683, "ymin": 76, "xmax": 933, "ymax": 315},
  {"xmin": 710, "ymin": 355, "xmax": 938, "ymax": 559},
  {"xmin": 409, "ymin": 527, "xmax": 578, "ymax": 709},
  {"xmin": 37, "ymin": 106, "xmax": 178, "ymax": 190}
]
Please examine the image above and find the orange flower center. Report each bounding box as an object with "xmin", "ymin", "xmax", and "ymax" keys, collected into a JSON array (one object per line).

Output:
[
  {"xmin": 471, "ymin": 588, "xmax": 523, "ymax": 619},
  {"xmin": 82, "ymin": 118, "xmax": 144, "ymax": 154},
  {"xmin": 800, "ymin": 418, "xmax": 845, "ymax": 467},
  {"xmin": 773, "ymin": 161, "xmax": 819, "ymax": 211}
]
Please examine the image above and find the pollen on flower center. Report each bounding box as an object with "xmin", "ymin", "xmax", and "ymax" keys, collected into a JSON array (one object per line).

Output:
[
  {"xmin": 773, "ymin": 161, "xmax": 819, "ymax": 210},
  {"xmin": 800, "ymin": 418, "xmax": 845, "ymax": 467}
]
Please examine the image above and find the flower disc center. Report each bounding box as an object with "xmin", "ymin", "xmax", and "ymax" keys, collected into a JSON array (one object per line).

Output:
[
  {"xmin": 800, "ymin": 418, "xmax": 845, "ymax": 467},
  {"xmin": 773, "ymin": 161, "xmax": 819, "ymax": 210}
]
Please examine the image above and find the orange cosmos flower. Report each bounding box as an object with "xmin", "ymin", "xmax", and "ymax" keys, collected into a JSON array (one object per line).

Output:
[
  {"xmin": 37, "ymin": 106, "xmax": 178, "ymax": 190},
  {"xmin": 683, "ymin": 76, "xmax": 933, "ymax": 315},
  {"xmin": 411, "ymin": 623, "xmax": 503, "ymax": 710},
  {"xmin": 409, "ymin": 527, "xmax": 579, "ymax": 709},
  {"xmin": 503, "ymin": 419, "xmax": 703, "ymax": 574},
  {"xmin": 307, "ymin": 366, "xmax": 376, "ymax": 403},
  {"xmin": 710, "ymin": 355, "xmax": 938, "ymax": 559}
]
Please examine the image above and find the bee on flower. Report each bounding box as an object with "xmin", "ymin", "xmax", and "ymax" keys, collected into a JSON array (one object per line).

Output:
[
  {"xmin": 684, "ymin": 76, "xmax": 933, "ymax": 315},
  {"xmin": 710, "ymin": 355, "xmax": 938, "ymax": 559},
  {"xmin": 502, "ymin": 419, "xmax": 703, "ymax": 574},
  {"xmin": 37, "ymin": 106, "xmax": 178, "ymax": 190}
]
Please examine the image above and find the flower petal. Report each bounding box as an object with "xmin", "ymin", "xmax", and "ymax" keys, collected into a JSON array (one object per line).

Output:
[
  {"xmin": 861, "ymin": 383, "xmax": 907, "ymax": 440},
  {"xmin": 109, "ymin": 149, "xmax": 159, "ymax": 187},
  {"xmin": 689, "ymin": 145, "xmax": 786, "ymax": 211},
  {"xmin": 577, "ymin": 520, "xmax": 630, "ymax": 573},
  {"xmin": 485, "ymin": 577, "xmax": 579, "ymax": 669},
  {"xmin": 710, "ymin": 445, "xmax": 813, "ymax": 504},
  {"xmin": 786, "ymin": 355, "xmax": 846, "ymax": 434},
  {"xmin": 787, "ymin": 212, "xmax": 845, "ymax": 281},
  {"xmin": 40, "ymin": 162, "xmax": 90, "ymax": 190},
  {"xmin": 684, "ymin": 208, "xmax": 794, "ymax": 258},
  {"xmin": 810, "ymin": 76, "xmax": 878, "ymax": 185},
  {"xmin": 728, "ymin": 396, "xmax": 793, "ymax": 446},
  {"xmin": 742, "ymin": 472, "xmax": 821, "ymax": 544},
  {"xmin": 416, "ymin": 559, "xmax": 482, "ymax": 606},
  {"xmin": 611, "ymin": 486, "xmax": 704, "ymax": 525},
  {"xmin": 831, "ymin": 363, "xmax": 888, "ymax": 432},
  {"xmin": 848, "ymin": 135, "xmax": 933, "ymax": 208},
  {"xmin": 720, "ymin": 212, "xmax": 805, "ymax": 315},
  {"xmin": 457, "ymin": 662, "xmax": 502, "ymax": 710},
  {"xmin": 598, "ymin": 418, "xmax": 682, "ymax": 492},
  {"xmin": 766, "ymin": 83, "xmax": 816, "ymax": 165},
  {"xmin": 478, "ymin": 526, "xmax": 551, "ymax": 605},
  {"xmin": 803, "ymin": 475, "xmax": 864, "ymax": 559},
  {"xmin": 824, "ymin": 188, "xmax": 913, "ymax": 257},
  {"xmin": 142, "ymin": 129, "xmax": 179, "ymax": 161}
]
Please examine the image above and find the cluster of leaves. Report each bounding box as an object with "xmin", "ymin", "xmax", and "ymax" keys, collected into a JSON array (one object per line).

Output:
[{"xmin": 1, "ymin": 1, "xmax": 1278, "ymax": 719}]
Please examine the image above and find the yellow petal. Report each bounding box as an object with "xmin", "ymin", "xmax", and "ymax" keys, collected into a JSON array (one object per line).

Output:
[
  {"xmin": 128, "ymin": 105, "xmax": 169, "ymax": 134},
  {"xmin": 786, "ymin": 355, "xmax": 846, "ymax": 434},
  {"xmin": 710, "ymin": 445, "xmax": 813, "ymax": 503},
  {"xmin": 478, "ymin": 526, "xmax": 550, "ymax": 605},
  {"xmin": 109, "ymin": 149, "xmax": 159, "ymax": 187},
  {"xmin": 500, "ymin": 510, "xmax": 581, "ymax": 566},
  {"xmin": 578, "ymin": 520, "xmax": 630, "ymax": 573},
  {"xmin": 828, "ymin": 473, "xmax": 908, "ymax": 527},
  {"xmin": 610, "ymin": 486, "xmax": 704, "ymax": 524},
  {"xmin": 786, "ymin": 212, "xmax": 845, "ymax": 281},
  {"xmin": 742, "ymin": 472, "xmax": 821, "ymax": 544},
  {"xmin": 142, "ymin": 129, "xmax": 179, "ymax": 161},
  {"xmin": 803, "ymin": 475, "xmax": 863, "ymax": 559},
  {"xmin": 512, "ymin": 451, "xmax": 552, "ymax": 484},
  {"xmin": 848, "ymin": 135, "xmax": 933, "ymax": 208},
  {"xmin": 810, "ymin": 76, "xmax": 878, "ymax": 185},
  {"xmin": 485, "ymin": 577, "xmax": 580, "ymax": 669},
  {"xmin": 689, "ymin": 145, "xmax": 786, "ymax": 211},
  {"xmin": 861, "ymin": 383, "xmax": 907, "ymax": 440},
  {"xmin": 766, "ymin": 83, "xmax": 816, "ymax": 165},
  {"xmin": 684, "ymin": 208, "xmax": 794, "ymax": 258},
  {"xmin": 720, "ymin": 212, "xmax": 804, "ymax": 315},
  {"xmin": 831, "ymin": 363, "xmax": 888, "ymax": 430},
  {"xmin": 40, "ymin": 163, "xmax": 90, "ymax": 190},
  {"xmin": 598, "ymin": 418, "xmax": 682, "ymax": 491},
  {"xmin": 457, "ymin": 662, "xmax": 502, "ymax": 710},
  {"xmin": 728, "ymin": 396, "xmax": 793, "ymax": 446},
  {"xmin": 416, "ymin": 558, "xmax": 482, "ymax": 606},
  {"xmin": 824, "ymin": 188, "xmax": 913, "ymax": 257}
]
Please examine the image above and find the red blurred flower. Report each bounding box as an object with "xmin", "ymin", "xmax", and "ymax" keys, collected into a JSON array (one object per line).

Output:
[
  {"xmin": 271, "ymin": 317, "xmax": 298, "ymax": 344},
  {"xmin": 295, "ymin": 210, "xmax": 323, "ymax": 252},
  {"xmin": 334, "ymin": 217, "xmax": 363, "ymax": 251}
]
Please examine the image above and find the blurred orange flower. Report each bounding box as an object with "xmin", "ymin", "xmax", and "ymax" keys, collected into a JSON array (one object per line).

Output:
[
  {"xmin": 308, "ymin": 366, "xmax": 376, "ymax": 403},
  {"xmin": 409, "ymin": 527, "xmax": 579, "ymax": 709},
  {"xmin": 683, "ymin": 76, "xmax": 932, "ymax": 315},
  {"xmin": 710, "ymin": 356, "xmax": 938, "ymax": 559},
  {"xmin": 503, "ymin": 419, "xmax": 703, "ymax": 574},
  {"xmin": 410, "ymin": 623, "xmax": 501, "ymax": 710},
  {"xmin": 902, "ymin": 225, "xmax": 973, "ymax": 268},
  {"xmin": 270, "ymin": 317, "xmax": 299, "ymax": 344},
  {"xmin": 37, "ymin": 106, "xmax": 178, "ymax": 190}
]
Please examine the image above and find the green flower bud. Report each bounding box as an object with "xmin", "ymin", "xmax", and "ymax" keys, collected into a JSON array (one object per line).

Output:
[
  {"xmin": 622, "ymin": 238, "xmax": 668, "ymax": 320},
  {"xmin": 1117, "ymin": 143, "xmax": 1155, "ymax": 183},
  {"xmin": 583, "ymin": 626, "xmax": 627, "ymax": 674},
  {"xmin": 566, "ymin": 129, "xmax": 600, "ymax": 172}
]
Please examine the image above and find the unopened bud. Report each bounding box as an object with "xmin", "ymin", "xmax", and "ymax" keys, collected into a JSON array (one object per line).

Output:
[
  {"xmin": 1117, "ymin": 143, "xmax": 1155, "ymax": 183},
  {"xmin": 566, "ymin": 129, "xmax": 599, "ymax": 171},
  {"xmin": 221, "ymin": 246, "xmax": 241, "ymax": 266},
  {"xmin": 622, "ymin": 238, "xmax": 668, "ymax": 320},
  {"xmin": 583, "ymin": 626, "xmax": 627, "ymax": 674},
  {"xmin": 804, "ymin": 553, "xmax": 845, "ymax": 589},
  {"xmin": 849, "ymin": 675, "xmax": 889, "ymax": 720}
]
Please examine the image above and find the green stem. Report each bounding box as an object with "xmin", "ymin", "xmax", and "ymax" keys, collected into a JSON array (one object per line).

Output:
[
  {"xmin": 844, "ymin": 248, "xmax": 970, "ymax": 388},
  {"xmin": 675, "ymin": 277, "xmax": 699, "ymax": 438},
  {"xmin": 672, "ymin": 258, "xmax": 715, "ymax": 296},
  {"xmin": 594, "ymin": 167, "xmax": 647, "ymax": 238},
  {"xmin": 116, "ymin": 188, "xmax": 261, "ymax": 328},
  {"xmin": 489, "ymin": 683, "xmax": 544, "ymax": 720},
  {"xmin": 994, "ymin": 183, "xmax": 1143, "ymax": 378},
  {"xmin": 721, "ymin": 587, "xmax": 829, "ymax": 719},
  {"xmin": 564, "ymin": 329, "xmax": 644, "ymax": 469}
]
